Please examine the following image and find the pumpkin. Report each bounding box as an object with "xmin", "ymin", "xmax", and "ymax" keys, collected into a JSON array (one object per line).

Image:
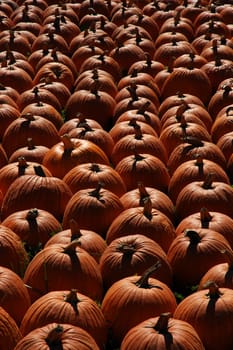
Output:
[
  {"xmin": 160, "ymin": 102, "xmax": 213, "ymax": 133},
  {"xmin": 115, "ymin": 152, "xmax": 170, "ymax": 192},
  {"xmin": 15, "ymin": 323, "xmax": 100, "ymax": 350},
  {"xmin": 173, "ymin": 282, "xmax": 233, "ymax": 350},
  {"xmin": 161, "ymin": 66, "xmax": 212, "ymax": 105},
  {"xmin": 168, "ymin": 155, "xmax": 230, "ymax": 203},
  {"xmin": 99, "ymin": 233, "xmax": 173, "ymax": 289},
  {"xmin": 121, "ymin": 312, "xmax": 205, "ymax": 350},
  {"xmin": 44, "ymin": 219, "xmax": 107, "ymax": 263},
  {"xmin": 175, "ymin": 174, "xmax": 233, "ymax": 221},
  {"xmin": 167, "ymin": 137, "xmax": 227, "ymax": 175},
  {"xmin": 167, "ymin": 228, "xmax": 231, "ymax": 291},
  {"xmin": 23, "ymin": 240, "xmax": 103, "ymax": 303},
  {"xmin": 61, "ymin": 122, "xmax": 114, "ymax": 159},
  {"xmin": 64, "ymin": 84, "xmax": 117, "ymax": 129},
  {"xmin": 0, "ymin": 224, "xmax": 28, "ymax": 276},
  {"xmin": 0, "ymin": 265, "xmax": 31, "ymax": 325},
  {"xmin": 63, "ymin": 162, "xmax": 127, "ymax": 197},
  {"xmin": 1, "ymin": 113, "xmax": 60, "ymax": 157},
  {"xmin": 199, "ymin": 249, "xmax": 233, "ymax": 290},
  {"xmin": 18, "ymin": 85, "xmax": 62, "ymax": 112},
  {"xmin": 176, "ymin": 207, "xmax": 233, "ymax": 249},
  {"xmin": 1, "ymin": 208, "xmax": 62, "ymax": 248},
  {"xmin": 33, "ymin": 61, "xmax": 75, "ymax": 90},
  {"xmin": 20, "ymin": 289, "xmax": 107, "ymax": 349},
  {"xmin": 0, "ymin": 157, "xmax": 52, "ymax": 199},
  {"xmin": 159, "ymin": 115, "xmax": 212, "ymax": 156},
  {"xmin": 8, "ymin": 138, "xmax": 50, "ymax": 164},
  {"xmin": 120, "ymin": 182, "xmax": 175, "ymax": 223},
  {"xmin": 106, "ymin": 197, "xmax": 176, "ymax": 253},
  {"xmin": 42, "ymin": 134, "xmax": 110, "ymax": 179},
  {"xmin": 110, "ymin": 126, "xmax": 168, "ymax": 166},
  {"xmin": 20, "ymin": 102, "xmax": 64, "ymax": 130},
  {"xmin": 0, "ymin": 307, "xmax": 22, "ymax": 350},
  {"xmin": 1, "ymin": 172, "xmax": 73, "ymax": 221},
  {"xmin": 101, "ymin": 263, "xmax": 177, "ymax": 347},
  {"xmin": 0, "ymin": 102, "xmax": 20, "ymax": 140},
  {"xmin": 62, "ymin": 183, "xmax": 124, "ymax": 236}
]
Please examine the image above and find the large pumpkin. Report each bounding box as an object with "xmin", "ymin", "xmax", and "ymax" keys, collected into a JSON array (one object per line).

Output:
[
  {"xmin": 20, "ymin": 289, "xmax": 107, "ymax": 349},
  {"xmin": 121, "ymin": 312, "xmax": 205, "ymax": 350},
  {"xmin": 174, "ymin": 282, "xmax": 233, "ymax": 350}
]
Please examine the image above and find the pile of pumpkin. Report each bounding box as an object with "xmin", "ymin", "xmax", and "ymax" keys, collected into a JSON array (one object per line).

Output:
[{"xmin": 0, "ymin": 0, "xmax": 233, "ymax": 348}]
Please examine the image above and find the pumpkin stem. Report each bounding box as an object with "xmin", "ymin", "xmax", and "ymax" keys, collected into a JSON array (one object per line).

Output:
[
  {"xmin": 135, "ymin": 261, "xmax": 161, "ymax": 288},
  {"xmin": 137, "ymin": 101, "xmax": 151, "ymax": 115},
  {"xmin": 26, "ymin": 208, "xmax": 39, "ymax": 222},
  {"xmin": 127, "ymin": 84, "xmax": 138, "ymax": 101},
  {"xmin": 194, "ymin": 154, "xmax": 204, "ymax": 176},
  {"xmin": 175, "ymin": 102, "xmax": 189, "ymax": 122},
  {"xmin": 63, "ymin": 239, "xmax": 81, "ymax": 255},
  {"xmin": 202, "ymin": 173, "xmax": 213, "ymax": 189},
  {"xmin": 27, "ymin": 137, "xmax": 36, "ymax": 150},
  {"xmin": 134, "ymin": 123, "xmax": 143, "ymax": 140},
  {"xmin": 138, "ymin": 182, "xmax": 150, "ymax": 206},
  {"xmin": 61, "ymin": 134, "xmax": 74, "ymax": 152},
  {"xmin": 204, "ymin": 281, "xmax": 223, "ymax": 300},
  {"xmin": 33, "ymin": 165, "xmax": 46, "ymax": 177},
  {"xmin": 89, "ymin": 182, "xmax": 103, "ymax": 200},
  {"xmin": 45, "ymin": 324, "xmax": 64, "ymax": 349},
  {"xmin": 143, "ymin": 197, "xmax": 153, "ymax": 220},
  {"xmin": 17, "ymin": 156, "xmax": 29, "ymax": 176},
  {"xmin": 89, "ymin": 163, "xmax": 100, "ymax": 173},
  {"xmin": 200, "ymin": 207, "xmax": 212, "ymax": 228},
  {"xmin": 69, "ymin": 219, "xmax": 82, "ymax": 241},
  {"xmin": 145, "ymin": 52, "xmax": 152, "ymax": 67},
  {"xmin": 117, "ymin": 243, "xmax": 136, "ymax": 256},
  {"xmin": 63, "ymin": 289, "xmax": 80, "ymax": 314},
  {"xmin": 154, "ymin": 312, "xmax": 171, "ymax": 333},
  {"xmin": 183, "ymin": 135, "xmax": 204, "ymax": 147},
  {"xmin": 184, "ymin": 229, "xmax": 201, "ymax": 245}
]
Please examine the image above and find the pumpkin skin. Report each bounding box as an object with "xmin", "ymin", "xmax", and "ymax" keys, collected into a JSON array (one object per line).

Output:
[
  {"xmin": 1, "ymin": 113, "xmax": 60, "ymax": 157},
  {"xmin": 0, "ymin": 266, "xmax": 31, "ymax": 326},
  {"xmin": 167, "ymin": 138, "xmax": 227, "ymax": 175},
  {"xmin": 62, "ymin": 184, "xmax": 124, "ymax": 237},
  {"xmin": 160, "ymin": 66, "xmax": 212, "ymax": 105},
  {"xmin": 175, "ymin": 176, "xmax": 233, "ymax": 221},
  {"xmin": 23, "ymin": 241, "xmax": 103, "ymax": 303},
  {"xmin": 101, "ymin": 264, "xmax": 177, "ymax": 347},
  {"xmin": 0, "ymin": 306, "xmax": 22, "ymax": 350},
  {"xmin": 167, "ymin": 228, "xmax": 231, "ymax": 291},
  {"xmin": 1, "ymin": 208, "xmax": 62, "ymax": 248},
  {"xmin": 8, "ymin": 138, "xmax": 50, "ymax": 164},
  {"xmin": 115, "ymin": 153, "xmax": 170, "ymax": 192},
  {"xmin": 0, "ymin": 157, "xmax": 52, "ymax": 200},
  {"xmin": 20, "ymin": 289, "xmax": 107, "ymax": 349},
  {"xmin": 0, "ymin": 173, "xmax": 73, "ymax": 222},
  {"xmin": 198, "ymin": 249, "xmax": 233, "ymax": 290},
  {"xmin": 106, "ymin": 198, "xmax": 176, "ymax": 253},
  {"xmin": 63, "ymin": 162, "xmax": 127, "ymax": 197},
  {"xmin": 0, "ymin": 224, "xmax": 28, "ymax": 277},
  {"xmin": 99, "ymin": 234, "xmax": 173, "ymax": 289},
  {"xmin": 42, "ymin": 134, "xmax": 110, "ymax": 179},
  {"xmin": 110, "ymin": 130, "xmax": 168, "ymax": 166},
  {"xmin": 173, "ymin": 282, "xmax": 233, "ymax": 350},
  {"xmin": 120, "ymin": 182, "xmax": 175, "ymax": 223},
  {"xmin": 176, "ymin": 208, "xmax": 233, "ymax": 249},
  {"xmin": 15, "ymin": 323, "xmax": 100, "ymax": 350},
  {"xmin": 44, "ymin": 219, "xmax": 107, "ymax": 263},
  {"xmin": 168, "ymin": 156, "xmax": 230, "ymax": 203},
  {"xmin": 121, "ymin": 312, "xmax": 205, "ymax": 350}
]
